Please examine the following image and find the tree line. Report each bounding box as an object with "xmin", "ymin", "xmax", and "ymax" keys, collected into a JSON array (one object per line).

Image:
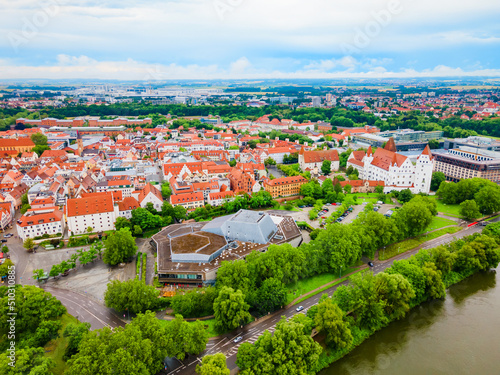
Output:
[{"xmin": 235, "ymin": 225, "xmax": 500, "ymax": 374}]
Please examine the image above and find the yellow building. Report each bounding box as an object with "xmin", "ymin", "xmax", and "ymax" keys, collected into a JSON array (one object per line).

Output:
[
  {"xmin": 263, "ymin": 176, "xmax": 307, "ymax": 198},
  {"xmin": 0, "ymin": 138, "xmax": 35, "ymax": 153}
]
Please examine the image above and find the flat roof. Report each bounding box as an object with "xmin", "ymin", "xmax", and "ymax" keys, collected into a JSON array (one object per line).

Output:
[{"xmin": 170, "ymin": 232, "xmax": 227, "ymax": 255}]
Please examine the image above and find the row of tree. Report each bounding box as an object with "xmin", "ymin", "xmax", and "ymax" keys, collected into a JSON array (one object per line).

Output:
[
  {"xmin": 235, "ymin": 225, "xmax": 500, "ymax": 374},
  {"xmin": 437, "ymin": 178, "xmax": 500, "ymax": 220},
  {"xmin": 65, "ymin": 312, "xmax": 208, "ymax": 375}
]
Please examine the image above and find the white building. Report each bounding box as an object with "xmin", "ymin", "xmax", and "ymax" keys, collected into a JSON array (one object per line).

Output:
[
  {"xmin": 346, "ymin": 138, "xmax": 434, "ymax": 194},
  {"xmin": 65, "ymin": 193, "xmax": 119, "ymax": 235},
  {"xmin": 17, "ymin": 207, "xmax": 65, "ymax": 240},
  {"xmin": 208, "ymin": 191, "xmax": 235, "ymax": 206},
  {"xmin": 132, "ymin": 183, "xmax": 163, "ymax": 211},
  {"xmin": 117, "ymin": 197, "xmax": 140, "ymax": 219},
  {"xmin": 298, "ymin": 147, "xmax": 340, "ymax": 172}
]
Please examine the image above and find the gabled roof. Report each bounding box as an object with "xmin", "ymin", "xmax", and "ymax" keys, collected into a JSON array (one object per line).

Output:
[{"xmin": 66, "ymin": 194, "xmax": 115, "ymax": 217}]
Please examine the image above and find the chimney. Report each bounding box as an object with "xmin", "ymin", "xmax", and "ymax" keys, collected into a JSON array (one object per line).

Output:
[{"xmin": 304, "ymin": 142, "xmax": 308, "ymax": 147}]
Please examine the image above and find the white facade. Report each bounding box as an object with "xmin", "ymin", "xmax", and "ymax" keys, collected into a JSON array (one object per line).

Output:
[
  {"xmin": 348, "ymin": 146, "xmax": 434, "ymax": 194},
  {"xmin": 67, "ymin": 206, "xmax": 119, "ymax": 235},
  {"xmin": 17, "ymin": 209, "xmax": 65, "ymax": 241}
]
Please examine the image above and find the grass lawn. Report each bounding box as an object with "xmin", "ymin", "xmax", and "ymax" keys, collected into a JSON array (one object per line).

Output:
[
  {"xmin": 425, "ymin": 216, "xmax": 457, "ymax": 231},
  {"xmin": 428, "ymin": 196, "xmax": 462, "ymax": 218},
  {"xmin": 380, "ymin": 226, "xmax": 462, "ymax": 260},
  {"xmin": 276, "ymin": 205, "xmax": 300, "ymax": 212},
  {"xmin": 356, "ymin": 197, "xmax": 378, "ymax": 204},
  {"xmin": 285, "ymin": 265, "xmax": 360, "ymax": 305},
  {"xmin": 44, "ymin": 313, "xmax": 79, "ymax": 375}
]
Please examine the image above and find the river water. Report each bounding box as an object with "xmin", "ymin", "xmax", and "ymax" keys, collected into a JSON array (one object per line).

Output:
[{"xmin": 321, "ymin": 267, "xmax": 500, "ymax": 375}]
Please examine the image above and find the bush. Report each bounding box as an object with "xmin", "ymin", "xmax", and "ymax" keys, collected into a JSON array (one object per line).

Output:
[{"xmin": 142, "ymin": 253, "xmax": 147, "ymax": 282}]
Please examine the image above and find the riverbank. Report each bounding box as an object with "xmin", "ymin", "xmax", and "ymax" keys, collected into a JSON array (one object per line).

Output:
[
  {"xmin": 320, "ymin": 266, "xmax": 500, "ymax": 375},
  {"xmin": 313, "ymin": 249, "xmax": 498, "ymax": 373}
]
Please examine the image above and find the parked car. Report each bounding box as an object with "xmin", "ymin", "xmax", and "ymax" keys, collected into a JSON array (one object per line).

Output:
[
  {"xmin": 233, "ymin": 336, "xmax": 243, "ymax": 343},
  {"xmin": 373, "ymin": 207, "xmax": 379, "ymax": 212},
  {"xmin": 368, "ymin": 261, "xmax": 374, "ymax": 267},
  {"xmin": 321, "ymin": 216, "xmax": 326, "ymax": 219},
  {"xmin": 377, "ymin": 201, "xmax": 383, "ymax": 205},
  {"xmin": 296, "ymin": 306, "xmax": 304, "ymax": 312},
  {"xmin": 348, "ymin": 207, "xmax": 353, "ymax": 212},
  {"xmin": 4, "ymin": 233, "xmax": 13, "ymax": 238},
  {"xmin": 1, "ymin": 239, "xmax": 7, "ymax": 243}
]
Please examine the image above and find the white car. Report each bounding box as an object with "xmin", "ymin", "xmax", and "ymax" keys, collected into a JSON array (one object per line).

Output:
[
  {"xmin": 296, "ymin": 306, "xmax": 304, "ymax": 312},
  {"xmin": 233, "ymin": 336, "xmax": 243, "ymax": 343}
]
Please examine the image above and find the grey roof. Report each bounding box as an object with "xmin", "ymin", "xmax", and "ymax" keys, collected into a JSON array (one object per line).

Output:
[{"xmin": 202, "ymin": 209, "xmax": 277, "ymax": 244}]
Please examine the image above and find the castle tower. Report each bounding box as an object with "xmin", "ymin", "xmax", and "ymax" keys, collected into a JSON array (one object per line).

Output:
[{"xmin": 414, "ymin": 145, "xmax": 434, "ymax": 193}]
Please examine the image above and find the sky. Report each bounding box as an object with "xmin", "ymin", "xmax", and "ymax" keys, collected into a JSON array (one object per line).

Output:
[{"xmin": 0, "ymin": 0, "xmax": 499, "ymax": 80}]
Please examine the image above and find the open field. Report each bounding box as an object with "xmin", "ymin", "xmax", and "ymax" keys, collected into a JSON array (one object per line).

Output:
[
  {"xmin": 285, "ymin": 265, "xmax": 359, "ymax": 304},
  {"xmin": 425, "ymin": 216, "xmax": 457, "ymax": 231},
  {"xmin": 428, "ymin": 196, "xmax": 462, "ymax": 218}
]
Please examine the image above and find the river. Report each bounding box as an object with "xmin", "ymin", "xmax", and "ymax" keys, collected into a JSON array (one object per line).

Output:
[{"xmin": 321, "ymin": 267, "xmax": 500, "ymax": 375}]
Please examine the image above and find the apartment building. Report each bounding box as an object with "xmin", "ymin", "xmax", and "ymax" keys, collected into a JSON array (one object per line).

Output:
[
  {"xmin": 66, "ymin": 193, "xmax": 118, "ymax": 234},
  {"xmin": 263, "ymin": 176, "xmax": 307, "ymax": 198},
  {"xmin": 17, "ymin": 207, "xmax": 65, "ymax": 240}
]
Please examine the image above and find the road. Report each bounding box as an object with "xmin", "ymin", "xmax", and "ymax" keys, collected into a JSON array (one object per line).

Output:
[
  {"xmin": 171, "ymin": 222, "xmax": 486, "ymax": 375},
  {"xmin": 43, "ymin": 286, "xmax": 126, "ymax": 330}
]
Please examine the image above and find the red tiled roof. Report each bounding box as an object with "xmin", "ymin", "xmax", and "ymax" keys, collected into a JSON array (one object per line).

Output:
[
  {"xmin": 66, "ymin": 194, "xmax": 115, "ymax": 217},
  {"xmin": 170, "ymin": 192, "xmax": 204, "ymax": 205}
]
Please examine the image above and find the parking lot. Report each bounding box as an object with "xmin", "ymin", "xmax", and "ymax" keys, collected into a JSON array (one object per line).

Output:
[{"xmin": 290, "ymin": 202, "xmax": 398, "ymax": 228}]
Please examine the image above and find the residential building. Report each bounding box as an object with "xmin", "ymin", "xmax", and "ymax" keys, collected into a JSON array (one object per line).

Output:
[
  {"xmin": 133, "ymin": 183, "xmax": 163, "ymax": 211},
  {"xmin": 208, "ymin": 191, "xmax": 235, "ymax": 206},
  {"xmin": 263, "ymin": 176, "xmax": 307, "ymax": 198},
  {"xmin": 0, "ymin": 138, "xmax": 35, "ymax": 153},
  {"xmin": 17, "ymin": 207, "xmax": 64, "ymax": 240},
  {"xmin": 228, "ymin": 168, "xmax": 260, "ymax": 195},
  {"xmin": 170, "ymin": 192, "xmax": 204, "ymax": 210},
  {"xmin": 65, "ymin": 193, "xmax": 118, "ymax": 235},
  {"xmin": 298, "ymin": 147, "xmax": 340, "ymax": 173},
  {"xmin": 117, "ymin": 197, "xmax": 140, "ymax": 219}
]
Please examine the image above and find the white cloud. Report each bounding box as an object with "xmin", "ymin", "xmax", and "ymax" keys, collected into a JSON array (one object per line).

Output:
[{"xmin": 1, "ymin": 56, "xmax": 500, "ymax": 80}]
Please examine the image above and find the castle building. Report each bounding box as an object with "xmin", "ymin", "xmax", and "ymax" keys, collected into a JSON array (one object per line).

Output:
[{"xmin": 346, "ymin": 138, "xmax": 434, "ymax": 194}]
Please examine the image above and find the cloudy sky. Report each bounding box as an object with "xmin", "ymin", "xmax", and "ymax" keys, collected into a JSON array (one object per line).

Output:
[{"xmin": 0, "ymin": 0, "xmax": 499, "ymax": 80}]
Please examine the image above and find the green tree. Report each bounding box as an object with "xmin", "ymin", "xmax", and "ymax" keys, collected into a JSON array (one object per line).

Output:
[
  {"xmin": 375, "ymin": 272, "xmax": 415, "ymax": 320},
  {"xmin": 321, "ymin": 160, "xmax": 332, "ymax": 175},
  {"xmin": 264, "ymin": 157, "xmax": 276, "ymax": 166},
  {"xmin": 430, "ymin": 172, "xmax": 446, "ymax": 191},
  {"xmin": 475, "ymin": 186, "xmax": 500, "ymax": 215},
  {"xmin": 196, "ymin": 353, "xmax": 230, "ymax": 375},
  {"xmin": 343, "ymin": 184, "xmax": 352, "ymax": 194},
  {"xmin": 314, "ymin": 299, "xmax": 353, "ymax": 350},
  {"xmin": 236, "ymin": 317, "xmax": 322, "ymax": 374},
  {"xmin": 214, "ymin": 287, "xmax": 251, "ymax": 332},
  {"xmin": 253, "ymin": 277, "xmax": 287, "ymax": 316},
  {"xmin": 459, "ymin": 200, "xmax": 481, "ymax": 221},
  {"xmin": 133, "ymin": 225, "xmax": 143, "ymax": 237},
  {"xmin": 161, "ymin": 181, "xmax": 171, "ymax": 199},
  {"xmin": 23, "ymin": 237, "xmax": 35, "ymax": 252},
  {"xmin": 104, "ymin": 279, "xmax": 160, "ymax": 314},
  {"xmin": 63, "ymin": 322, "xmax": 91, "ymax": 360},
  {"xmin": 20, "ymin": 203, "xmax": 31, "ymax": 214},
  {"xmin": 31, "ymin": 132, "xmax": 48, "ymax": 145},
  {"xmin": 103, "ymin": 228, "xmax": 138, "ymax": 265},
  {"xmin": 0, "ymin": 259, "xmax": 14, "ymax": 278},
  {"xmin": 115, "ymin": 216, "xmax": 132, "ymax": 230},
  {"xmin": 216, "ymin": 260, "xmax": 251, "ymax": 294},
  {"xmin": 398, "ymin": 189, "xmax": 414, "ymax": 203},
  {"xmin": 0, "ymin": 347, "xmax": 54, "ymax": 375}
]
